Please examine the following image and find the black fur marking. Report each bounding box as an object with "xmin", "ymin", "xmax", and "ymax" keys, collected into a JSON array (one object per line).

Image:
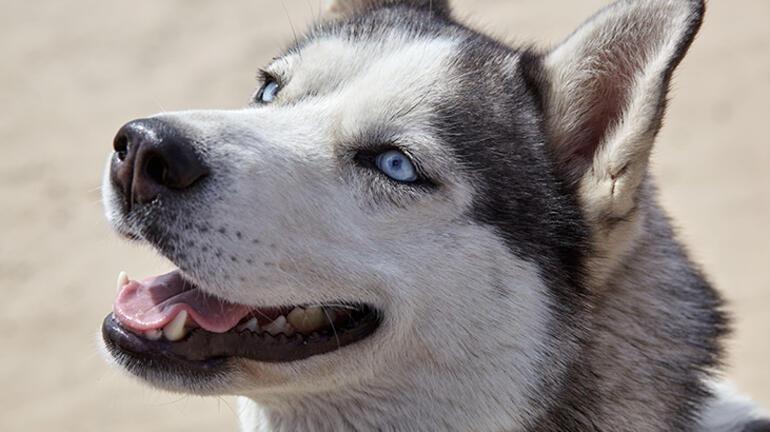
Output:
[
  {"xmin": 744, "ymin": 420, "xmax": 770, "ymax": 432},
  {"xmin": 329, "ymin": 0, "xmax": 451, "ymax": 19},
  {"xmin": 429, "ymin": 18, "xmax": 600, "ymax": 432},
  {"xmin": 299, "ymin": 3, "xmax": 454, "ymax": 56},
  {"xmin": 445, "ymin": 34, "xmax": 592, "ymax": 284}
]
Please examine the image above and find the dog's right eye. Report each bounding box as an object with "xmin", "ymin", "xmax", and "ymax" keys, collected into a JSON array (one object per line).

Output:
[
  {"xmin": 353, "ymin": 147, "xmax": 436, "ymax": 188},
  {"xmin": 257, "ymin": 79, "xmax": 280, "ymax": 104},
  {"xmin": 375, "ymin": 150, "xmax": 418, "ymax": 183}
]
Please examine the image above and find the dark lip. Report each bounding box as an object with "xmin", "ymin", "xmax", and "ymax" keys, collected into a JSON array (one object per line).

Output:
[
  {"xmin": 102, "ymin": 314, "xmax": 228, "ymax": 374},
  {"xmin": 102, "ymin": 306, "xmax": 381, "ymax": 369}
]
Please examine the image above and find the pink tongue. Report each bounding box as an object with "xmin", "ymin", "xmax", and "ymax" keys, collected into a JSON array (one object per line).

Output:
[{"xmin": 113, "ymin": 270, "xmax": 250, "ymax": 333}]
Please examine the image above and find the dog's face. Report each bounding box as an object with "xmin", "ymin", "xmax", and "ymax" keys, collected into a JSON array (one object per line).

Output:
[
  {"xmin": 101, "ymin": 0, "xmax": 705, "ymax": 409},
  {"xmin": 102, "ymin": 4, "xmax": 572, "ymax": 399}
]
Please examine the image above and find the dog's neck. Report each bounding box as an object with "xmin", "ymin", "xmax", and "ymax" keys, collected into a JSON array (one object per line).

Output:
[
  {"xmin": 238, "ymin": 197, "xmax": 726, "ymax": 432},
  {"xmin": 528, "ymin": 195, "xmax": 727, "ymax": 431}
]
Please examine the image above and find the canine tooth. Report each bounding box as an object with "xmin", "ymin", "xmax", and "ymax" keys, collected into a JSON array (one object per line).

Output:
[
  {"xmin": 117, "ymin": 271, "xmax": 129, "ymax": 292},
  {"xmin": 264, "ymin": 315, "xmax": 292, "ymax": 335},
  {"xmin": 163, "ymin": 310, "xmax": 188, "ymax": 341},
  {"xmin": 144, "ymin": 329, "xmax": 162, "ymax": 341},
  {"xmin": 237, "ymin": 317, "xmax": 259, "ymax": 332},
  {"xmin": 287, "ymin": 306, "xmax": 327, "ymax": 334}
]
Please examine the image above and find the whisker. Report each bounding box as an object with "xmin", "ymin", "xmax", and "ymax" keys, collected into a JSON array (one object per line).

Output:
[
  {"xmin": 251, "ymin": 309, "xmax": 275, "ymax": 322},
  {"xmin": 154, "ymin": 394, "xmax": 190, "ymax": 406},
  {"xmin": 322, "ymin": 307, "xmax": 341, "ymax": 350},
  {"xmin": 215, "ymin": 396, "xmax": 239, "ymax": 419},
  {"xmin": 312, "ymin": 302, "xmax": 360, "ymax": 311},
  {"xmin": 280, "ymin": 0, "xmax": 302, "ymax": 56}
]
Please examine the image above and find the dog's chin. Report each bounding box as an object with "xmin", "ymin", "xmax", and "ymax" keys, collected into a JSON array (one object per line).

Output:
[{"xmin": 100, "ymin": 333, "xmax": 237, "ymax": 395}]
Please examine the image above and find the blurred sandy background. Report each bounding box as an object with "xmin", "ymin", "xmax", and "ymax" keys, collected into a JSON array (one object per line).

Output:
[{"xmin": 0, "ymin": 0, "xmax": 768, "ymax": 430}]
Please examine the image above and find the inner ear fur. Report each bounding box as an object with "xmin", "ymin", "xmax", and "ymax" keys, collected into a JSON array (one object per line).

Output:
[
  {"xmin": 522, "ymin": 0, "xmax": 705, "ymax": 288},
  {"xmin": 525, "ymin": 0, "xmax": 705, "ymax": 217}
]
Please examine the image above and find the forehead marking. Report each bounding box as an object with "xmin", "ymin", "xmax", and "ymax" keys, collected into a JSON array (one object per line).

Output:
[{"xmin": 275, "ymin": 34, "xmax": 460, "ymax": 134}]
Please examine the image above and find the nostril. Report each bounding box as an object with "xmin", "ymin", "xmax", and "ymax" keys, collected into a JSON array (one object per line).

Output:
[
  {"xmin": 143, "ymin": 152, "xmax": 170, "ymax": 187},
  {"xmin": 114, "ymin": 134, "xmax": 129, "ymax": 161},
  {"xmin": 112, "ymin": 118, "xmax": 209, "ymax": 206}
]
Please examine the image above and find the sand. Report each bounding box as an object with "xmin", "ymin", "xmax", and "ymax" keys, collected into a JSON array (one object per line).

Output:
[{"xmin": 1, "ymin": 0, "xmax": 768, "ymax": 430}]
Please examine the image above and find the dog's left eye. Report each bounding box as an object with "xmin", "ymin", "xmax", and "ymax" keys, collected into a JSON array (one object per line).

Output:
[
  {"xmin": 375, "ymin": 150, "xmax": 418, "ymax": 183},
  {"xmin": 258, "ymin": 80, "xmax": 280, "ymax": 104}
]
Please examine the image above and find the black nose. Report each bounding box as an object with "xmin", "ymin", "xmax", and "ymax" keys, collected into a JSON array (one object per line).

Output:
[{"xmin": 111, "ymin": 118, "xmax": 208, "ymax": 207}]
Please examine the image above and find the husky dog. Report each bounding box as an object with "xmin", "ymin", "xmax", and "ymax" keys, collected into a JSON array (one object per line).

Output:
[{"xmin": 100, "ymin": 0, "xmax": 768, "ymax": 430}]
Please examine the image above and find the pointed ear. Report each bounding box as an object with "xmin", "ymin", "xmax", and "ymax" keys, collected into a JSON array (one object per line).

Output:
[
  {"xmin": 526, "ymin": 0, "xmax": 704, "ymax": 221},
  {"xmin": 323, "ymin": 0, "xmax": 450, "ymax": 18}
]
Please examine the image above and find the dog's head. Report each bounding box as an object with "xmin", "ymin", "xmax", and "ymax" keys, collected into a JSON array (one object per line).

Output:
[{"xmin": 101, "ymin": 0, "xmax": 705, "ymax": 407}]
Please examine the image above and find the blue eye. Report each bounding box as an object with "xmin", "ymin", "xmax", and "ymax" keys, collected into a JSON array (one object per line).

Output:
[
  {"xmin": 259, "ymin": 80, "xmax": 280, "ymax": 103},
  {"xmin": 375, "ymin": 150, "xmax": 418, "ymax": 183}
]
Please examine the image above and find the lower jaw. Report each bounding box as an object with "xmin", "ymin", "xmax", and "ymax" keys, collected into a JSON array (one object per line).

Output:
[
  {"xmin": 102, "ymin": 314, "xmax": 227, "ymax": 372},
  {"xmin": 101, "ymin": 315, "xmax": 232, "ymax": 395},
  {"xmin": 102, "ymin": 305, "xmax": 381, "ymax": 371}
]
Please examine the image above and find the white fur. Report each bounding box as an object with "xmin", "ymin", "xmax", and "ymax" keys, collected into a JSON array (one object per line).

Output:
[{"xmin": 699, "ymin": 381, "xmax": 767, "ymax": 432}]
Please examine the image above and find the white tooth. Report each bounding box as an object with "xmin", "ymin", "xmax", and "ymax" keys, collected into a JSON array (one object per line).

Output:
[
  {"xmin": 287, "ymin": 306, "xmax": 327, "ymax": 334},
  {"xmin": 237, "ymin": 317, "xmax": 259, "ymax": 332},
  {"xmin": 144, "ymin": 329, "xmax": 162, "ymax": 341},
  {"xmin": 264, "ymin": 315, "xmax": 289, "ymax": 335},
  {"xmin": 117, "ymin": 271, "xmax": 129, "ymax": 292},
  {"xmin": 284, "ymin": 322, "xmax": 295, "ymax": 336},
  {"xmin": 163, "ymin": 310, "xmax": 188, "ymax": 341},
  {"xmin": 287, "ymin": 307, "xmax": 303, "ymax": 327}
]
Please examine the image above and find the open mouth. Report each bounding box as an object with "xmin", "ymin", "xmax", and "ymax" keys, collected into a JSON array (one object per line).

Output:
[{"xmin": 102, "ymin": 270, "xmax": 381, "ymax": 368}]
